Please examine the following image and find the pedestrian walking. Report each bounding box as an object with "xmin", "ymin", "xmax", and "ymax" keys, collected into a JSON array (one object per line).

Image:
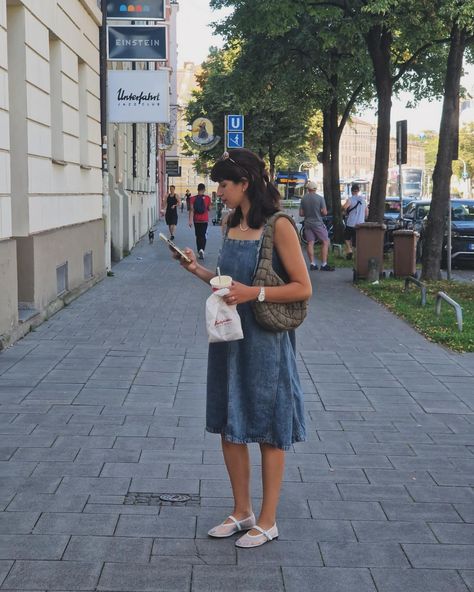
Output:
[
  {"xmin": 185, "ymin": 189, "xmax": 191, "ymax": 212},
  {"xmin": 173, "ymin": 148, "xmax": 311, "ymax": 548},
  {"xmin": 342, "ymin": 183, "xmax": 368, "ymax": 259},
  {"xmin": 148, "ymin": 228, "xmax": 154, "ymax": 244},
  {"xmin": 164, "ymin": 185, "xmax": 181, "ymax": 240},
  {"xmin": 188, "ymin": 183, "xmax": 211, "ymax": 260},
  {"xmin": 299, "ymin": 181, "xmax": 334, "ymax": 271}
]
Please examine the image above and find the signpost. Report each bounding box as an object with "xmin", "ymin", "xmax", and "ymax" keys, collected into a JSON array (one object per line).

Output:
[
  {"xmin": 225, "ymin": 114, "xmax": 244, "ymax": 150},
  {"xmin": 107, "ymin": 0, "xmax": 165, "ymax": 20},
  {"xmin": 396, "ymin": 120, "xmax": 407, "ymax": 222},
  {"xmin": 166, "ymin": 159, "xmax": 181, "ymax": 176},
  {"xmin": 107, "ymin": 25, "xmax": 167, "ymax": 61}
]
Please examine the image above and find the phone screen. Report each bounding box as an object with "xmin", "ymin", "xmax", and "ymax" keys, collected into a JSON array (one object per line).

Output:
[{"xmin": 158, "ymin": 233, "xmax": 191, "ymax": 263}]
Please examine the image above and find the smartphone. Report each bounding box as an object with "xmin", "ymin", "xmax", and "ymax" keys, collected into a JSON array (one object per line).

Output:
[{"xmin": 159, "ymin": 233, "xmax": 192, "ymax": 263}]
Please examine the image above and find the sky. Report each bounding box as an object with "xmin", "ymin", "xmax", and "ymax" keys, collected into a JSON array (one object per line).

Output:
[{"xmin": 176, "ymin": 1, "xmax": 474, "ymax": 135}]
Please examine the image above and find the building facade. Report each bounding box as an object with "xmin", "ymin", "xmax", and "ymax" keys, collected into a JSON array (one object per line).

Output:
[
  {"xmin": 107, "ymin": 0, "xmax": 178, "ymax": 260},
  {"xmin": 0, "ymin": 0, "xmax": 105, "ymax": 347},
  {"xmin": 339, "ymin": 117, "xmax": 425, "ymax": 181}
]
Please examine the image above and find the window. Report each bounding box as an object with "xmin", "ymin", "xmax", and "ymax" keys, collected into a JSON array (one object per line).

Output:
[
  {"xmin": 78, "ymin": 59, "xmax": 89, "ymax": 167},
  {"xmin": 49, "ymin": 34, "xmax": 64, "ymax": 162},
  {"xmin": 83, "ymin": 251, "xmax": 93, "ymax": 278},
  {"xmin": 56, "ymin": 262, "xmax": 68, "ymax": 295}
]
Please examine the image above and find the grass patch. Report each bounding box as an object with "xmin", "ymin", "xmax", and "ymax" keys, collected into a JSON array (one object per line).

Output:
[{"xmin": 359, "ymin": 278, "xmax": 474, "ymax": 352}]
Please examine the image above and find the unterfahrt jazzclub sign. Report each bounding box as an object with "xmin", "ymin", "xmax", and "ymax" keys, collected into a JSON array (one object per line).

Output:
[
  {"xmin": 108, "ymin": 70, "xmax": 170, "ymax": 123},
  {"xmin": 107, "ymin": 26, "xmax": 167, "ymax": 61},
  {"xmin": 107, "ymin": 1, "xmax": 165, "ymax": 20}
]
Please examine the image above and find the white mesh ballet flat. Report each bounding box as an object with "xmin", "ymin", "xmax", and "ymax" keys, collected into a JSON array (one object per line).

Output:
[
  {"xmin": 235, "ymin": 524, "xmax": 278, "ymax": 548},
  {"xmin": 207, "ymin": 513, "xmax": 256, "ymax": 538}
]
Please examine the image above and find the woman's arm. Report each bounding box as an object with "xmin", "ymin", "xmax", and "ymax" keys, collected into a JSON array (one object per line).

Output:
[{"xmin": 224, "ymin": 217, "xmax": 312, "ymax": 305}]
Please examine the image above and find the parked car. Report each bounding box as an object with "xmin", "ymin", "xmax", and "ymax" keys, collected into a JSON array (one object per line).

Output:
[
  {"xmin": 403, "ymin": 199, "xmax": 432, "ymax": 234},
  {"xmin": 383, "ymin": 197, "xmax": 415, "ymax": 251},
  {"xmin": 417, "ymin": 199, "xmax": 474, "ymax": 267}
]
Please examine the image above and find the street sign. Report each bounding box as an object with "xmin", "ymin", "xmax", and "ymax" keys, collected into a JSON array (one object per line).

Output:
[
  {"xmin": 107, "ymin": 1, "xmax": 165, "ymax": 20},
  {"xmin": 166, "ymin": 160, "xmax": 180, "ymax": 176},
  {"xmin": 227, "ymin": 132, "xmax": 244, "ymax": 149},
  {"xmin": 226, "ymin": 114, "xmax": 244, "ymax": 132},
  {"xmin": 107, "ymin": 26, "xmax": 167, "ymax": 61}
]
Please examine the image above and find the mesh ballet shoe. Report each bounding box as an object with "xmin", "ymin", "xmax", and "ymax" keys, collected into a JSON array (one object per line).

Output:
[
  {"xmin": 235, "ymin": 524, "xmax": 278, "ymax": 548},
  {"xmin": 207, "ymin": 513, "xmax": 256, "ymax": 538}
]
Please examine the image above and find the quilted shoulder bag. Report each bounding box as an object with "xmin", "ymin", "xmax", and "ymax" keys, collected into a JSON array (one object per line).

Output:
[{"xmin": 251, "ymin": 212, "xmax": 308, "ymax": 332}]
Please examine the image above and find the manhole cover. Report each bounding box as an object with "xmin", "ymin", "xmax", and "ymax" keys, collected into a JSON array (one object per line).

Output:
[
  {"xmin": 159, "ymin": 493, "xmax": 191, "ymax": 503},
  {"xmin": 123, "ymin": 492, "xmax": 199, "ymax": 506}
]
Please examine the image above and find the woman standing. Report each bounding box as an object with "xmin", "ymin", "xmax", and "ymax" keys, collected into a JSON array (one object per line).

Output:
[
  {"xmin": 164, "ymin": 185, "xmax": 180, "ymax": 240},
  {"xmin": 171, "ymin": 149, "xmax": 311, "ymax": 548}
]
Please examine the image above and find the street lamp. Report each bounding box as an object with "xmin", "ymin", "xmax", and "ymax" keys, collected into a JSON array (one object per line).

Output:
[{"xmin": 458, "ymin": 158, "xmax": 471, "ymax": 198}]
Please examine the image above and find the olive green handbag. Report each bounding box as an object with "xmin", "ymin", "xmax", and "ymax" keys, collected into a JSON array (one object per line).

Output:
[{"xmin": 251, "ymin": 212, "xmax": 308, "ymax": 332}]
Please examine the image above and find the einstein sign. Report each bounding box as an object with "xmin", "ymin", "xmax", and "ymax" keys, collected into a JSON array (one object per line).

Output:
[
  {"xmin": 108, "ymin": 70, "xmax": 170, "ymax": 123},
  {"xmin": 107, "ymin": 26, "xmax": 167, "ymax": 61}
]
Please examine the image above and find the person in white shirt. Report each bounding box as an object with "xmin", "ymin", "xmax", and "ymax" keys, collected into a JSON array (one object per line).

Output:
[{"xmin": 342, "ymin": 184, "xmax": 368, "ymax": 260}]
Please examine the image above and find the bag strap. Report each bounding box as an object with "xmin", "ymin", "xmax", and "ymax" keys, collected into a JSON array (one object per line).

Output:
[
  {"xmin": 346, "ymin": 200, "xmax": 361, "ymax": 215},
  {"xmin": 253, "ymin": 212, "xmax": 297, "ymax": 277}
]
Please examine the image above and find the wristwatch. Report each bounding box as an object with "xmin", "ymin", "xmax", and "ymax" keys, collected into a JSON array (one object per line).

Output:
[{"xmin": 257, "ymin": 287, "xmax": 266, "ymax": 302}]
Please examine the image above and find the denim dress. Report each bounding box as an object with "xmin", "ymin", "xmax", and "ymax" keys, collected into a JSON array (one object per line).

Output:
[{"xmin": 206, "ymin": 230, "xmax": 306, "ymax": 450}]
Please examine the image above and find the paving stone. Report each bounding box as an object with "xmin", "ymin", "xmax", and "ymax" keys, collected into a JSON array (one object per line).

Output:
[
  {"xmin": 282, "ymin": 567, "xmax": 376, "ymax": 592},
  {"xmin": 100, "ymin": 462, "xmax": 168, "ymax": 479},
  {"xmin": 0, "ymin": 512, "xmax": 40, "ymax": 534},
  {"xmin": 429, "ymin": 523, "xmax": 474, "ymax": 544},
  {"xmin": 56, "ymin": 476, "xmax": 131, "ymax": 495},
  {"xmin": 116, "ymin": 515, "xmax": 196, "ymax": 538},
  {"xmin": 191, "ymin": 565, "xmax": 284, "ymax": 592},
  {"xmin": 320, "ymin": 542, "xmax": 409, "ymax": 567},
  {"xmin": 236, "ymin": 540, "xmax": 322, "ymax": 565},
  {"xmin": 32, "ymin": 462, "xmax": 104, "ymax": 478},
  {"xmin": 403, "ymin": 544, "xmax": 474, "ymax": 569},
  {"xmin": 7, "ymin": 492, "xmax": 88, "ymax": 512},
  {"xmin": 327, "ymin": 454, "xmax": 392, "ymax": 469},
  {"xmin": 406, "ymin": 485, "xmax": 474, "ymax": 503},
  {"xmin": 381, "ymin": 501, "xmax": 463, "ymax": 522},
  {"xmin": 0, "ymin": 534, "xmax": 69, "ymax": 559},
  {"xmin": 98, "ymin": 562, "xmax": 192, "ymax": 591},
  {"xmin": 3, "ymin": 560, "xmax": 102, "ymax": 590},
  {"xmin": 351, "ymin": 520, "xmax": 436, "ymax": 543},
  {"xmin": 300, "ymin": 467, "xmax": 368, "ymax": 483},
  {"xmin": 64, "ymin": 535, "xmax": 152, "ymax": 562},
  {"xmin": 370, "ymin": 568, "xmax": 470, "ymax": 592},
  {"xmin": 33, "ymin": 512, "xmax": 118, "ymax": 535},
  {"xmin": 276, "ymin": 518, "xmax": 355, "ymax": 542},
  {"xmin": 309, "ymin": 500, "xmax": 386, "ymax": 521},
  {"xmin": 338, "ymin": 484, "xmax": 411, "ymax": 501},
  {"xmin": 0, "ymin": 560, "xmax": 13, "ymax": 587}
]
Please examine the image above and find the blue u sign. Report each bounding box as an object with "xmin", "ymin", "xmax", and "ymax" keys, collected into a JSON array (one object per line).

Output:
[{"xmin": 227, "ymin": 114, "xmax": 244, "ymax": 132}]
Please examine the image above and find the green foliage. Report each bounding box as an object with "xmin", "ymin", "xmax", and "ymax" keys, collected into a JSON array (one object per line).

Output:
[{"xmin": 360, "ymin": 278, "xmax": 474, "ymax": 352}]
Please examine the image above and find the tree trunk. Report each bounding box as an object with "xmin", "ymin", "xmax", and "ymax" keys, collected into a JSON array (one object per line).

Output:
[
  {"xmin": 421, "ymin": 25, "xmax": 466, "ymax": 280},
  {"xmin": 366, "ymin": 26, "xmax": 393, "ymax": 223},
  {"xmin": 268, "ymin": 143, "xmax": 276, "ymax": 181},
  {"xmin": 328, "ymin": 98, "xmax": 344, "ymax": 244},
  {"xmin": 322, "ymin": 109, "xmax": 331, "ymax": 205}
]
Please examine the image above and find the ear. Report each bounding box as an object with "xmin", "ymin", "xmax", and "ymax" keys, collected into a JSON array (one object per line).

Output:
[{"xmin": 241, "ymin": 178, "xmax": 249, "ymax": 192}]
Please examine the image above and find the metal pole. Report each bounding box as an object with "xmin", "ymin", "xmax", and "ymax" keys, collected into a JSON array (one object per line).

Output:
[
  {"xmin": 446, "ymin": 199, "xmax": 452, "ymax": 281},
  {"xmin": 398, "ymin": 161, "xmax": 403, "ymax": 224},
  {"xmin": 100, "ymin": 0, "xmax": 111, "ymax": 271}
]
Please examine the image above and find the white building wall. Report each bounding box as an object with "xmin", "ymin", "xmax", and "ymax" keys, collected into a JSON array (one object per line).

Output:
[{"xmin": 0, "ymin": 0, "xmax": 105, "ymax": 346}]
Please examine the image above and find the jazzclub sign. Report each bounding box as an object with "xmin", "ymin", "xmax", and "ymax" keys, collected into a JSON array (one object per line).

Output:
[
  {"xmin": 108, "ymin": 70, "xmax": 170, "ymax": 123},
  {"xmin": 107, "ymin": 1, "xmax": 165, "ymax": 20},
  {"xmin": 107, "ymin": 26, "xmax": 167, "ymax": 61}
]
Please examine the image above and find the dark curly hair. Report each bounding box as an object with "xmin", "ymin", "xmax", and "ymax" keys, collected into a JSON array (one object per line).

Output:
[{"xmin": 210, "ymin": 149, "xmax": 280, "ymax": 229}]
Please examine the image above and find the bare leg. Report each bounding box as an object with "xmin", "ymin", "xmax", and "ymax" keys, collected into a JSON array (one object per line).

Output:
[
  {"xmin": 305, "ymin": 240, "xmax": 315, "ymax": 265},
  {"xmin": 221, "ymin": 439, "xmax": 252, "ymax": 522},
  {"xmin": 249, "ymin": 443, "xmax": 285, "ymax": 533},
  {"xmin": 321, "ymin": 240, "xmax": 329, "ymax": 265},
  {"xmin": 170, "ymin": 224, "xmax": 176, "ymax": 237},
  {"xmin": 345, "ymin": 239, "xmax": 353, "ymax": 255}
]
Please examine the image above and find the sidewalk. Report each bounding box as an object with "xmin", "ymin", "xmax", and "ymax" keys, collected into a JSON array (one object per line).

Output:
[{"xmin": 0, "ymin": 219, "xmax": 473, "ymax": 592}]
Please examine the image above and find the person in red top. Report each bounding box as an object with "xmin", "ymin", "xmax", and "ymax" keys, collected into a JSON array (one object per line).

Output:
[{"xmin": 189, "ymin": 183, "xmax": 212, "ymax": 259}]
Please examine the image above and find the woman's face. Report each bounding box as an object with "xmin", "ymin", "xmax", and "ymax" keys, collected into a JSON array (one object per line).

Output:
[{"xmin": 216, "ymin": 179, "xmax": 248, "ymax": 209}]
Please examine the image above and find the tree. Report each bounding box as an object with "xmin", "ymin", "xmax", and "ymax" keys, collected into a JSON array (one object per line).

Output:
[{"xmin": 422, "ymin": 2, "xmax": 474, "ymax": 280}]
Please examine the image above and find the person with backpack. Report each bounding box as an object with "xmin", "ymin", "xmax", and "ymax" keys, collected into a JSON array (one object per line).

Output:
[
  {"xmin": 342, "ymin": 184, "xmax": 368, "ymax": 260},
  {"xmin": 189, "ymin": 183, "xmax": 211, "ymax": 259}
]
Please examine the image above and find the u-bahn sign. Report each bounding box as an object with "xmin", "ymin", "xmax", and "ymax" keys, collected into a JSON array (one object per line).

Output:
[
  {"xmin": 108, "ymin": 70, "xmax": 170, "ymax": 123},
  {"xmin": 107, "ymin": 1, "xmax": 165, "ymax": 20},
  {"xmin": 107, "ymin": 26, "xmax": 167, "ymax": 61}
]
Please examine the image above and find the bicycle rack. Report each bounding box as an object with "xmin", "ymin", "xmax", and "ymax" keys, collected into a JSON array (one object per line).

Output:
[
  {"xmin": 404, "ymin": 276, "xmax": 427, "ymax": 306},
  {"xmin": 435, "ymin": 291, "xmax": 463, "ymax": 332}
]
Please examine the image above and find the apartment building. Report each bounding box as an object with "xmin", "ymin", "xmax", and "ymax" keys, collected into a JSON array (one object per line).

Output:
[
  {"xmin": 339, "ymin": 117, "xmax": 425, "ymax": 180},
  {"xmin": 0, "ymin": 0, "xmax": 104, "ymax": 347}
]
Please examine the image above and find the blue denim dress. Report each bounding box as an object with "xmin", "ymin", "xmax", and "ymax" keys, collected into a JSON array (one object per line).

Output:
[{"xmin": 206, "ymin": 231, "xmax": 306, "ymax": 450}]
